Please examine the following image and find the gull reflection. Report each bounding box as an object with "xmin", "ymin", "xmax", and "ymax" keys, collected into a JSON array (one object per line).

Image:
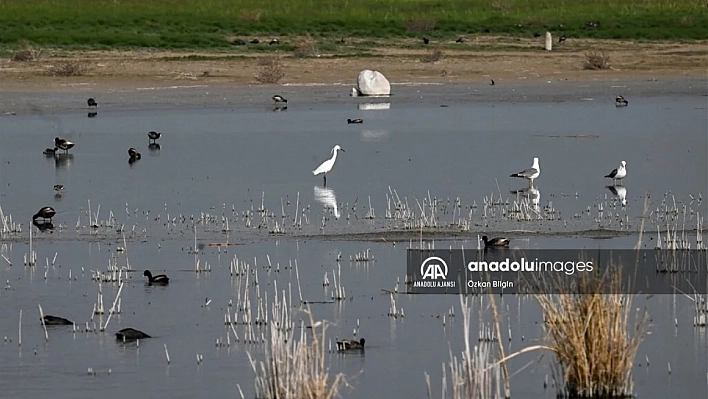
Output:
[
  {"xmin": 314, "ymin": 186, "xmax": 340, "ymax": 219},
  {"xmin": 511, "ymin": 186, "xmax": 541, "ymax": 212},
  {"xmin": 357, "ymin": 103, "xmax": 391, "ymax": 111},
  {"xmin": 606, "ymin": 185, "xmax": 627, "ymax": 206}
]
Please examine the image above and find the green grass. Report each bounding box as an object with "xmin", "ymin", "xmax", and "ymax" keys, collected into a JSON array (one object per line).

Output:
[{"xmin": 0, "ymin": 0, "xmax": 706, "ymax": 49}]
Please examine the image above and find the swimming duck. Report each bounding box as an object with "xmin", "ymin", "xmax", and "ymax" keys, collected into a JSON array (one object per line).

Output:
[
  {"xmin": 54, "ymin": 137, "xmax": 75, "ymax": 153},
  {"xmin": 347, "ymin": 118, "xmax": 363, "ymax": 124},
  {"xmin": 87, "ymin": 98, "xmax": 97, "ymax": 108},
  {"xmin": 615, "ymin": 95, "xmax": 628, "ymax": 107},
  {"xmin": 337, "ymin": 338, "xmax": 365, "ymax": 351},
  {"xmin": 43, "ymin": 147, "xmax": 57, "ymax": 156},
  {"xmin": 33, "ymin": 206, "xmax": 56, "ymax": 222},
  {"xmin": 128, "ymin": 147, "xmax": 141, "ymax": 160},
  {"xmin": 115, "ymin": 328, "xmax": 151, "ymax": 341},
  {"xmin": 482, "ymin": 235, "xmax": 510, "ymax": 248},
  {"xmin": 42, "ymin": 315, "xmax": 73, "ymax": 326},
  {"xmin": 272, "ymin": 95, "xmax": 288, "ymax": 105},
  {"xmin": 144, "ymin": 270, "xmax": 169, "ymax": 285}
]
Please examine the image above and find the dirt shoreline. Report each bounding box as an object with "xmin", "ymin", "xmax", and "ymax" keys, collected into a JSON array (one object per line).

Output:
[{"xmin": 1, "ymin": 37, "xmax": 706, "ymax": 93}]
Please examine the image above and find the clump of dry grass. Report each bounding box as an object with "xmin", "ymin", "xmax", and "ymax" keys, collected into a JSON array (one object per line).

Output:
[
  {"xmin": 425, "ymin": 295, "xmax": 505, "ymax": 399},
  {"xmin": 248, "ymin": 307, "xmax": 346, "ymax": 399},
  {"xmin": 293, "ymin": 35, "xmax": 319, "ymax": 58},
  {"xmin": 240, "ymin": 9, "xmax": 262, "ymax": 22},
  {"xmin": 404, "ymin": 18, "xmax": 437, "ymax": 32},
  {"xmin": 255, "ymin": 56, "xmax": 286, "ymax": 84},
  {"xmin": 47, "ymin": 60, "xmax": 92, "ymax": 76},
  {"xmin": 421, "ymin": 48, "xmax": 444, "ymax": 63},
  {"xmin": 583, "ymin": 51, "xmax": 611, "ymax": 70},
  {"xmin": 535, "ymin": 267, "xmax": 649, "ymax": 398},
  {"xmin": 12, "ymin": 40, "xmax": 43, "ymax": 62}
]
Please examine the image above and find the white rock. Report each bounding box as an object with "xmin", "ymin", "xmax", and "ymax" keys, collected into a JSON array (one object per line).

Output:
[{"xmin": 355, "ymin": 70, "xmax": 391, "ymax": 96}]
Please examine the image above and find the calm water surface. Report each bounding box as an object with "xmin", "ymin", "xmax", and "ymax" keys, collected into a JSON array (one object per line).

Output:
[{"xmin": 0, "ymin": 84, "xmax": 706, "ymax": 398}]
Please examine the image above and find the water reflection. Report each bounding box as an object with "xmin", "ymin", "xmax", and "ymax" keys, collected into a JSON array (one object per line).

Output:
[
  {"xmin": 360, "ymin": 130, "xmax": 389, "ymax": 142},
  {"xmin": 272, "ymin": 106, "xmax": 288, "ymax": 112},
  {"xmin": 53, "ymin": 154, "xmax": 73, "ymax": 170},
  {"xmin": 87, "ymin": 112, "xmax": 98, "ymax": 118},
  {"xmin": 32, "ymin": 219, "xmax": 54, "ymax": 232},
  {"xmin": 148, "ymin": 143, "xmax": 161, "ymax": 152},
  {"xmin": 314, "ymin": 186, "xmax": 340, "ymax": 219},
  {"xmin": 606, "ymin": 185, "xmax": 628, "ymax": 206},
  {"xmin": 511, "ymin": 186, "xmax": 541, "ymax": 211},
  {"xmin": 357, "ymin": 103, "xmax": 391, "ymax": 111}
]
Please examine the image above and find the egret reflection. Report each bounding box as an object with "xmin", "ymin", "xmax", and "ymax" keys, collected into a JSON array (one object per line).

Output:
[
  {"xmin": 314, "ymin": 186, "xmax": 341, "ymax": 219},
  {"xmin": 360, "ymin": 130, "xmax": 389, "ymax": 142},
  {"xmin": 606, "ymin": 185, "xmax": 627, "ymax": 206}
]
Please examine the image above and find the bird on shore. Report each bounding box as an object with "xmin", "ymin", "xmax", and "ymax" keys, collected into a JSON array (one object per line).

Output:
[
  {"xmin": 558, "ymin": 35, "xmax": 567, "ymax": 43},
  {"xmin": 143, "ymin": 270, "xmax": 169, "ymax": 285},
  {"xmin": 115, "ymin": 328, "xmax": 151, "ymax": 341},
  {"xmin": 423, "ymin": 37, "xmax": 430, "ymax": 44},
  {"xmin": 33, "ymin": 206, "xmax": 56, "ymax": 222},
  {"xmin": 250, "ymin": 38, "xmax": 260, "ymax": 44},
  {"xmin": 232, "ymin": 39, "xmax": 246, "ymax": 46},
  {"xmin": 272, "ymin": 95, "xmax": 288, "ymax": 105},
  {"xmin": 615, "ymin": 95, "xmax": 629, "ymax": 107},
  {"xmin": 42, "ymin": 315, "xmax": 73, "ymax": 326},
  {"xmin": 54, "ymin": 137, "xmax": 74, "ymax": 153},
  {"xmin": 482, "ymin": 235, "xmax": 511, "ymax": 248},
  {"xmin": 490, "ymin": 79, "xmax": 495, "ymax": 86},
  {"xmin": 347, "ymin": 118, "xmax": 363, "ymax": 124},
  {"xmin": 337, "ymin": 338, "xmax": 365, "ymax": 351},
  {"xmin": 313, "ymin": 145, "xmax": 345, "ymax": 186},
  {"xmin": 87, "ymin": 98, "xmax": 97, "ymax": 108},
  {"xmin": 510, "ymin": 157, "xmax": 541, "ymax": 186},
  {"xmin": 148, "ymin": 131, "xmax": 161, "ymax": 143},
  {"xmin": 533, "ymin": 32, "xmax": 541, "ymax": 38},
  {"xmin": 269, "ymin": 38, "xmax": 280, "ymax": 45},
  {"xmin": 43, "ymin": 147, "xmax": 57, "ymax": 156},
  {"xmin": 455, "ymin": 37, "xmax": 465, "ymax": 43},
  {"xmin": 128, "ymin": 147, "xmax": 141, "ymax": 160},
  {"xmin": 605, "ymin": 161, "xmax": 627, "ymax": 184}
]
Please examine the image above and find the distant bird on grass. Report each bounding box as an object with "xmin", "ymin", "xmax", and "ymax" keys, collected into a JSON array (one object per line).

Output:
[
  {"xmin": 337, "ymin": 338, "xmax": 365, "ymax": 351},
  {"xmin": 558, "ymin": 35, "xmax": 567, "ymax": 43},
  {"xmin": 347, "ymin": 118, "xmax": 363, "ymax": 124},
  {"xmin": 54, "ymin": 137, "xmax": 74, "ymax": 153},
  {"xmin": 510, "ymin": 157, "xmax": 540, "ymax": 186},
  {"xmin": 313, "ymin": 145, "xmax": 345, "ymax": 186},
  {"xmin": 33, "ymin": 206, "xmax": 56, "ymax": 222},
  {"xmin": 482, "ymin": 235, "xmax": 510, "ymax": 248},
  {"xmin": 605, "ymin": 161, "xmax": 627, "ymax": 184},
  {"xmin": 269, "ymin": 38, "xmax": 280, "ymax": 45},
  {"xmin": 87, "ymin": 98, "xmax": 97, "ymax": 108},
  {"xmin": 490, "ymin": 79, "xmax": 495, "ymax": 86},
  {"xmin": 423, "ymin": 37, "xmax": 430, "ymax": 44},
  {"xmin": 455, "ymin": 37, "xmax": 465, "ymax": 43},
  {"xmin": 250, "ymin": 38, "xmax": 260, "ymax": 44},
  {"xmin": 272, "ymin": 95, "xmax": 287, "ymax": 105},
  {"xmin": 144, "ymin": 270, "xmax": 169, "ymax": 285},
  {"xmin": 115, "ymin": 328, "xmax": 151, "ymax": 341},
  {"xmin": 148, "ymin": 131, "xmax": 161, "ymax": 143},
  {"xmin": 615, "ymin": 95, "xmax": 629, "ymax": 107},
  {"xmin": 232, "ymin": 39, "xmax": 246, "ymax": 46},
  {"xmin": 42, "ymin": 315, "xmax": 73, "ymax": 326}
]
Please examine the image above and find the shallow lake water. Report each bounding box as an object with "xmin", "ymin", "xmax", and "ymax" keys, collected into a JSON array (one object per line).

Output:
[{"xmin": 1, "ymin": 81, "xmax": 707, "ymax": 398}]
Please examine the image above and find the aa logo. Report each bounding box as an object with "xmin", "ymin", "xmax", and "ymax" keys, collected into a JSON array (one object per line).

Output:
[{"xmin": 420, "ymin": 257, "xmax": 448, "ymax": 280}]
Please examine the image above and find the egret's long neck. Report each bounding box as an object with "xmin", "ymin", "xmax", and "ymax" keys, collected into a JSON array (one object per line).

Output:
[{"xmin": 330, "ymin": 149, "xmax": 339, "ymax": 163}]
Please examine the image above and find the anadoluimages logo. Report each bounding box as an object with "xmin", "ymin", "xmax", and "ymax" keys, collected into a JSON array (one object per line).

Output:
[{"xmin": 420, "ymin": 257, "xmax": 448, "ymax": 280}]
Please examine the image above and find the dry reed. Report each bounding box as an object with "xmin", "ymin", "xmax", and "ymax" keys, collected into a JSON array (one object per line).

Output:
[
  {"xmin": 12, "ymin": 40, "xmax": 43, "ymax": 62},
  {"xmin": 248, "ymin": 307, "xmax": 346, "ymax": 399},
  {"xmin": 255, "ymin": 56, "xmax": 286, "ymax": 84},
  {"xmin": 583, "ymin": 51, "xmax": 611, "ymax": 70},
  {"xmin": 425, "ymin": 295, "xmax": 504, "ymax": 399},
  {"xmin": 293, "ymin": 35, "xmax": 318, "ymax": 58},
  {"xmin": 534, "ymin": 266, "xmax": 649, "ymax": 397},
  {"xmin": 47, "ymin": 60, "xmax": 92, "ymax": 76},
  {"xmin": 421, "ymin": 49, "xmax": 445, "ymax": 63}
]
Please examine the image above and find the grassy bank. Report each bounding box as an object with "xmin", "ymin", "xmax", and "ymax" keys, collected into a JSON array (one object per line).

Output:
[{"xmin": 0, "ymin": 0, "xmax": 706, "ymax": 49}]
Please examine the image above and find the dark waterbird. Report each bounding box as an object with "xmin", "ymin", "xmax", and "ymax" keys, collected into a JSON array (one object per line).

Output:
[
  {"xmin": 54, "ymin": 184, "xmax": 63, "ymax": 192},
  {"xmin": 144, "ymin": 270, "xmax": 169, "ymax": 285},
  {"xmin": 272, "ymin": 95, "xmax": 287, "ymax": 105},
  {"xmin": 347, "ymin": 118, "xmax": 363, "ymax": 124},
  {"xmin": 269, "ymin": 38, "xmax": 280, "ymax": 45},
  {"xmin": 43, "ymin": 147, "xmax": 57, "ymax": 156},
  {"xmin": 54, "ymin": 137, "xmax": 74, "ymax": 153},
  {"xmin": 337, "ymin": 338, "xmax": 365, "ymax": 351},
  {"xmin": 128, "ymin": 147, "xmax": 141, "ymax": 160},
  {"xmin": 42, "ymin": 315, "xmax": 73, "ymax": 326},
  {"xmin": 33, "ymin": 206, "xmax": 56, "ymax": 222},
  {"xmin": 482, "ymin": 235, "xmax": 510, "ymax": 248},
  {"xmin": 558, "ymin": 35, "xmax": 567, "ymax": 43},
  {"xmin": 490, "ymin": 79, "xmax": 495, "ymax": 86},
  {"xmin": 148, "ymin": 131, "xmax": 161, "ymax": 143},
  {"xmin": 88, "ymin": 111, "xmax": 98, "ymax": 118},
  {"xmin": 423, "ymin": 37, "xmax": 430, "ymax": 45},
  {"xmin": 87, "ymin": 98, "xmax": 97, "ymax": 108},
  {"xmin": 615, "ymin": 95, "xmax": 629, "ymax": 107},
  {"xmin": 115, "ymin": 328, "xmax": 151, "ymax": 341}
]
